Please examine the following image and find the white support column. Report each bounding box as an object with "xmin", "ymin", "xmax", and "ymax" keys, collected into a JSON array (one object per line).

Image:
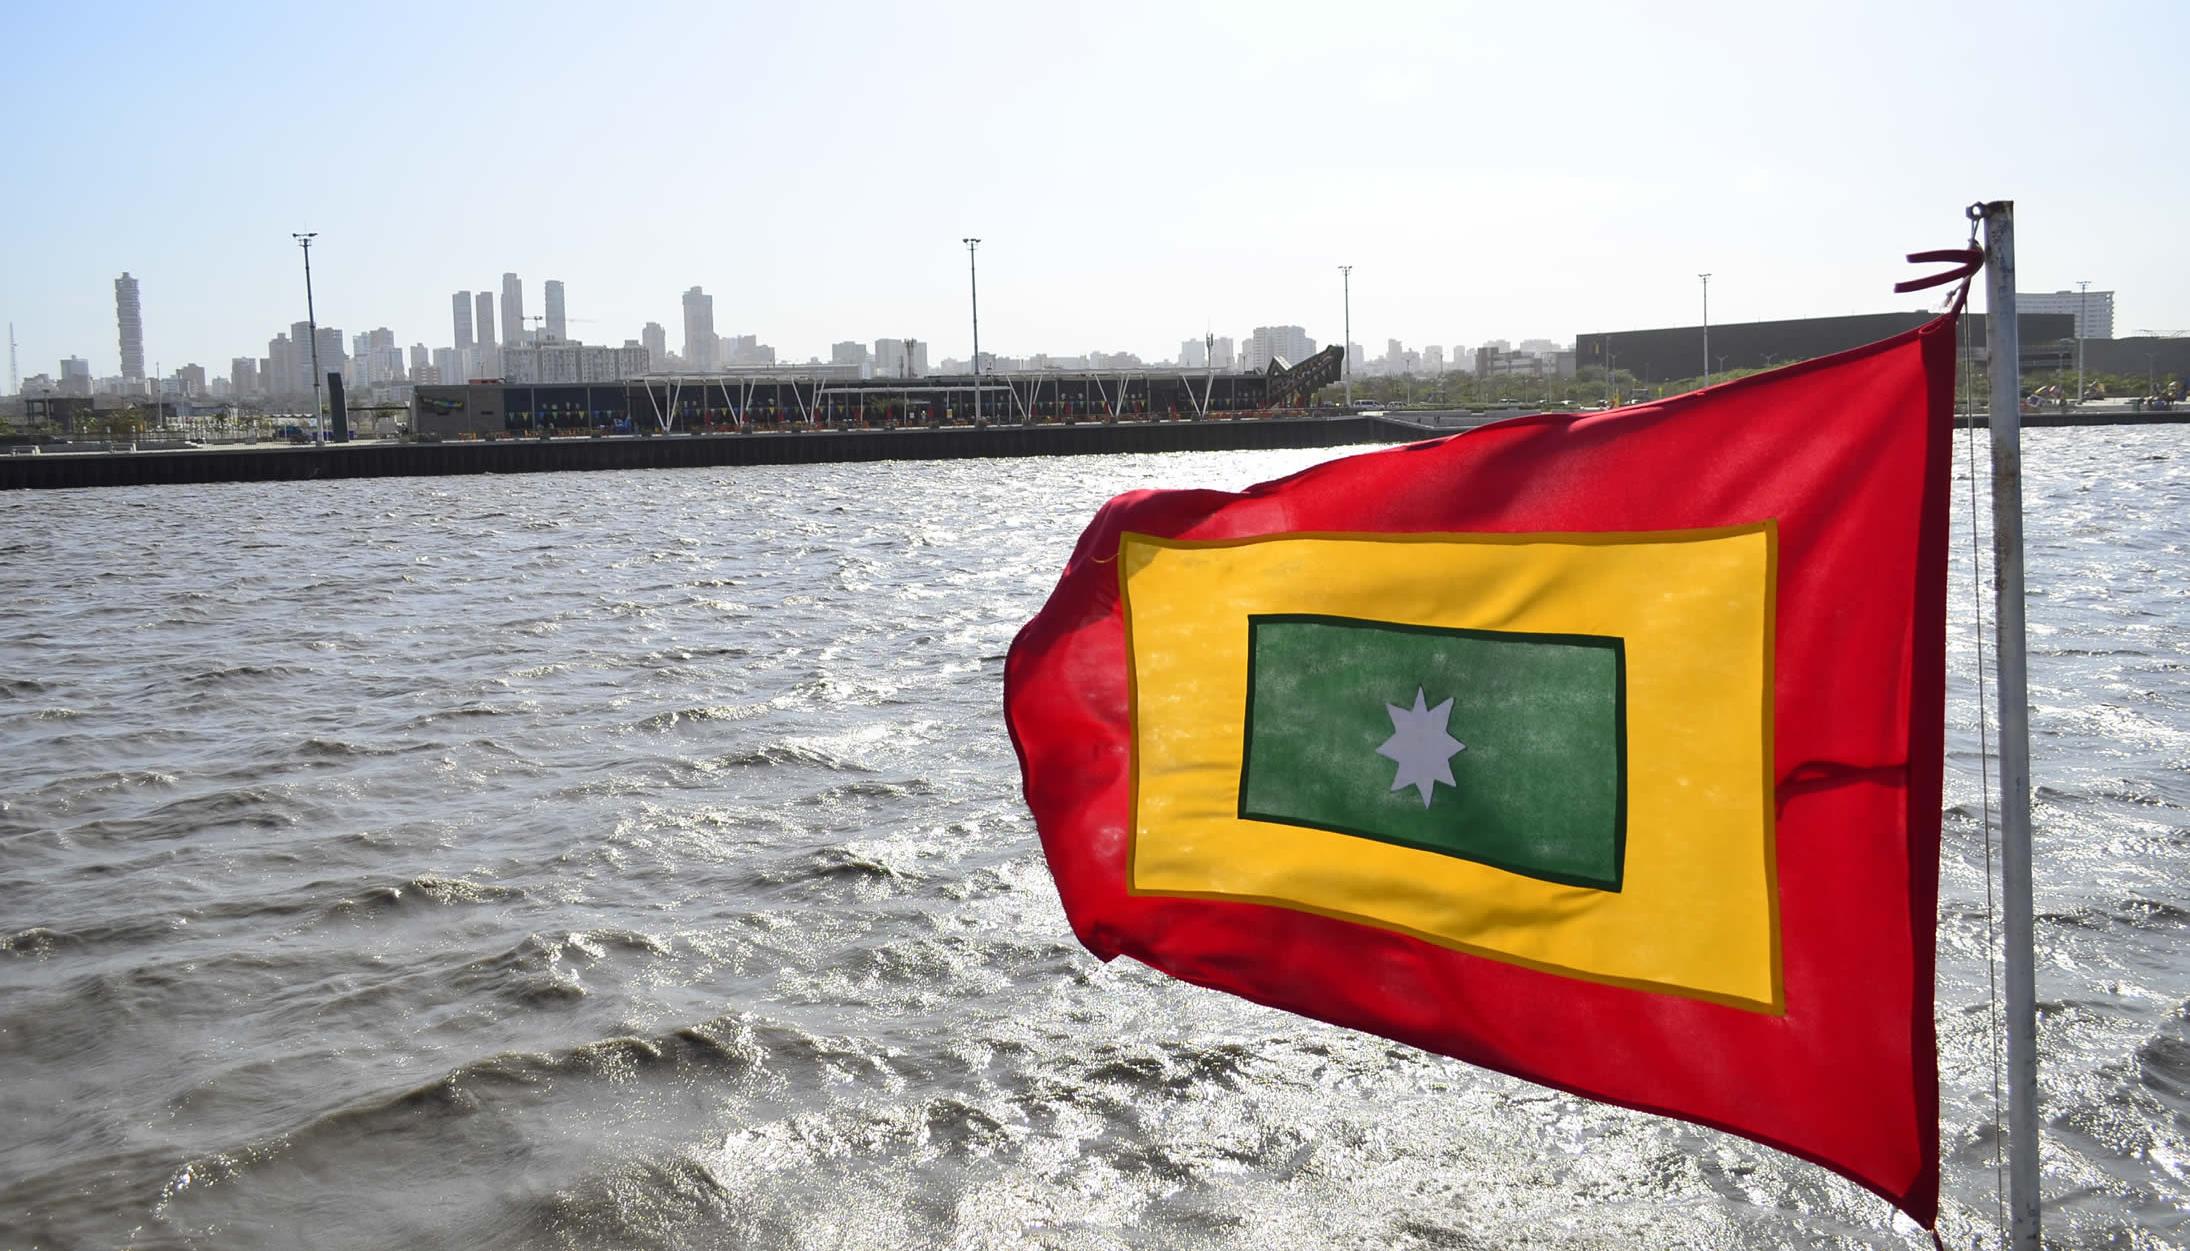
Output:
[
  {"xmin": 1179, "ymin": 373, "xmax": 1209, "ymax": 417},
  {"xmin": 727, "ymin": 379, "xmax": 753, "ymax": 433},
  {"xmin": 642, "ymin": 381, "xmax": 669, "ymax": 432}
]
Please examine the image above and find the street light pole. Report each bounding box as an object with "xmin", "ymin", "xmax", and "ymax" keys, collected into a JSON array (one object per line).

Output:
[
  {"xmin": 1699, "ymin": 272, "xmax": 1712, "ymax": 385},
  {"xmin": 1339, "ymin": 265, "xmax": 1353, "ymax": 408},
  {"xmin": 2076, "ymin": 279, "xmax": 2090, "ymax": 405},
  {"xmin": 963, "ymin": 238, "xmax": 982, "ymax": 422},
  {"xmin": 293, "ymin": 232, "xmax": 321, "ymax": 443}
]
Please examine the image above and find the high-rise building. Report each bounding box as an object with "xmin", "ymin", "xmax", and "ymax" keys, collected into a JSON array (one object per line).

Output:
[
  {"xmin": 231, "ymin": 357, "xmax": 259, "ymax": 399},
  {"xmin": 314, "ymin": 325, "xmax": 346, "ymax": 391},
  {"xmin": 500, "ymin": 273, "xmax": 524, "ymax": 347},
  {"xmin": 409, "ymin": 344, "xmax": 430, "ymax": 371},
  {"xmin": 1210, "ymin": 336, "xmax": 1236, "ymax": 370},
  {"xmin": 452, "ymin": 292, "xmax": 474, "ymax": 349},
  {"xmin": 1244, "ymin": 325, "xmax": 1315, "ymax": 371},
  {"xmin": 830, "ymin": 340, "xmax": 871, "ymax": 367},
  {"xmin": 1179, "ymin": 338, "xmax": 1208, "ymax": 368},
  {"xmin": 2018, "ymin": 289, "xmax": 2115, "ymax": 339},
  {"xmin": 114, "ymin": 272, "xmax": 144, "ymax": 381},
  {"xmin": 641, "ymin": 322, "xmax": 667, "ymax": 370},
  {"xmin": 873, "ymin": 338, "xmax": 909, "ymax": 377},
  {"xmin": 475, "ymin": 291, "xmax": 497, "ymax": 374},
  {"xmin": 175, "ymin": 363, "xmax": 206, "ymax": 397},
  {"xmin": 290, "ymin": 321, "xmax": 319, "ymax": 395},
  {"xmin": 268, "ymin": 334, "xmax": 297, "ymax": 398},
  {"xmin": 721, "ymin": 333, "xmax": 772, "ymax": 367},
  {"xmin": 1424, "ymin": 345, "xmax": 1445, "ymax": 373},
  {"xmin": 681, "ymin": 287, "xmax": 716, "ymax": 371},
  {"xmin": 544, "ymin": 280, "xmax": 566, "ymax": 342},
  {"xmin": 60, "ymin": 356, "xmax": 93, "ymax": 397},
  {"xmin": 500, "ymin": 341, "xmax": 649, "ymax": 384}
]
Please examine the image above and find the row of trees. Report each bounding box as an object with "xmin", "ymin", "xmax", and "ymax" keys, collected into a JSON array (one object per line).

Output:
[
  {"xmin": 1316, "ymin": 362, "xmax": 2181, "ymax": 412},
  {"xmin": 1316, "ymin": 364, "xmax": 1776, "ymax": 410}
]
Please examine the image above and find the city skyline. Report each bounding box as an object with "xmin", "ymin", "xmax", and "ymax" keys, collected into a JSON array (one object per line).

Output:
[
  {"xmin": 9, "ymin": 260, "xmax": 2155, "ymax": 405},
  {"xmin": 2, "ymin": 1, "xmax": 2184, "ymax": 381}
]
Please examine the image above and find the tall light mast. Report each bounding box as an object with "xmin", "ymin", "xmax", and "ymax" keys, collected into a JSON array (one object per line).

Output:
[
  {"xmin": 1699, "ymin": 273, "xmax": 1712, "ymax": 384},
  {"xmin": 963, "ymin": 238, "xmax": 982, "ymax": 422},
  {"xmin": 293, "ymin": 232, "xmax": 322, "ymax": 441},
  {"xmin": 1338, "ymin": 265, "xmax": 1353, "ymax": 407}
]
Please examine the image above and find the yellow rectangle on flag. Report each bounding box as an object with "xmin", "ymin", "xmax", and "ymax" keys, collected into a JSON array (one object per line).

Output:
[{"xmin": 1121, "ymin": 524, "xmax": 1781, "ymax": 1012}]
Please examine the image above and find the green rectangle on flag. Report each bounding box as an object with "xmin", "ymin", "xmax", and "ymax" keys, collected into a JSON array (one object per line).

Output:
[{"xmin": 1239, "ymin": 613, "xmax": 1626, "ymax": 891}]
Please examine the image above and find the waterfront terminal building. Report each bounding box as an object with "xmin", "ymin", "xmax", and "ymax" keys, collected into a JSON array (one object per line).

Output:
[{"xmin": 411, "ymin": 348, "xmax": 1344, "ymax": 438}]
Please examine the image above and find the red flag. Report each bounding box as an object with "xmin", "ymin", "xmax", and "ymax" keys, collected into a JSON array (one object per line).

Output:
[{"xmin": 1005, "ymin": 316, "xmax": 1953, "ymax": 1225}]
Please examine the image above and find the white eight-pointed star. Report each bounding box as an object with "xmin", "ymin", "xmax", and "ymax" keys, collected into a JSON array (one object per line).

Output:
[{"xmin": 1375, "ymin": 687, "xmax": 1467, "ymax": 808}]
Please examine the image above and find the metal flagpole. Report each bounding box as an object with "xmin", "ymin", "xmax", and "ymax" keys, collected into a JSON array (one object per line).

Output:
[{"xmin": 1981, "ymin": 199, "xmax": 2040, "ymax": 1251}]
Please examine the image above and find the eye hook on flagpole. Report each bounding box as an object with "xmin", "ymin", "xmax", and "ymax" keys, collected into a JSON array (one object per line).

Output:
[{"xmin": 1893, "ymin": 204, "xmax": 1989, "ymax": 314}]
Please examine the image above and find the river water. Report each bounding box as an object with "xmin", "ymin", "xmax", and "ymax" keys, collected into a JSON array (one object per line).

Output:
[{"xmin": 0, "ymin": 429, "xmax": 2183, "ymax": 1250}]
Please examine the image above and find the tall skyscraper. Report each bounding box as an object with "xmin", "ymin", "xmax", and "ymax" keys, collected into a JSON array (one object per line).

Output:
[
  {"xmin": 231, "ymin": 357, "xmax": 259, "ymax": 398},
  {"xmin": 268, "ymin": 334, "xmax": 296, "ymax": 398},
  {"xmin": 873, "ymin": 338, "xmax": 928, "ymax": 377},
  {"xmin": 114, "ymin": 272, "xmax": 144, "ymax": 380},
  {"xmin": 452, "ymin": 291, "xmax": 474, "ymax": 349},
  {"xmin": 292, "ymin": 321, "xmax": 346, "ymax": 392},
  {"xmin": 500, "ymin": 273, "xmax": 524, "ymax": 347},
  {"xmin": 641, "ymin": 322, "xmax": 667, "ymax": 369},
  {"xmin": 681, "ymin": 287, "xmax": 716, "ymax": 371},
  {"xmin": 475, "ymin": 291, "xmax": 497, "ymax": 374},
  {"xmin": 289, "ymin": 322, "xmax": 316, "ymax": 395},
  {"xmin": 1244, "ymin": 325, "xmax": 1315, "ymax": 371},
  {"xmin": 544, "ymin": 280, "xmax": 566, "ymax": 342},
  {"xmin": 316, "ymin": 327, "xmax": 346, "ymax": 386}
]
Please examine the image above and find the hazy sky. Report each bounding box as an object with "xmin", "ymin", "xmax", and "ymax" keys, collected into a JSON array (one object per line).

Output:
[{"xmin": 3, "ymin": 0, "xmax": 2183, "ymax": 378}]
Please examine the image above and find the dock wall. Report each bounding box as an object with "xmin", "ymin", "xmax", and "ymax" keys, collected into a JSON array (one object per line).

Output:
[
  {"xmin": 1, "ymin": 417, "xmax": 1413, "ymax": 492},
  {"xmin": 9, "ymin": 409, "xmax": 2173, "ymax": 493}
]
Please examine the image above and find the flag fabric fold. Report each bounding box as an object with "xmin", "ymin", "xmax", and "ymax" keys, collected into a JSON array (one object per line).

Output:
[{"xmin": 1004, "ymin": 314, "xmax": 1955, "ymax": 1225}]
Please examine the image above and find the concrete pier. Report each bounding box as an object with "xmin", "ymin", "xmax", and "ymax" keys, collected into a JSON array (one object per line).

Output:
[{"xmin": 0, "ymin": 416, "xmax": 1421, "ymax": 492}]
